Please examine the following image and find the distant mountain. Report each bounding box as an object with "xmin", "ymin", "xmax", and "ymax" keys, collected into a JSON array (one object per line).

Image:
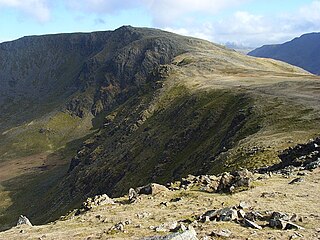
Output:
[
  {"xmin": 248, "ymin": 32, "xmax": 320, "ymax": 75},
  {"xmin": 224, "ymin": 42, "xmax": 253, "ymax": 54}
]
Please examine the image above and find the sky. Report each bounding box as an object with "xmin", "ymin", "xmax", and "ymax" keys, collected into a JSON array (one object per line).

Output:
[{"xmin": 1, "ymin": 0, "xmax": 320, "ymax": 47}]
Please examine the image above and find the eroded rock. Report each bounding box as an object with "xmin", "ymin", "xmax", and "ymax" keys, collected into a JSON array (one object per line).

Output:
[
  {"xmin": 16, "ymin": 215, "xmax": 32, "ymax": 227},
  {"xmin": 217, "ymin": 169, "xmax": 252, "ymax": 193}
]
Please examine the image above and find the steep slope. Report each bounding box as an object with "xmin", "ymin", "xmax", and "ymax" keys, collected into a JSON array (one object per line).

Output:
[
  {"xmin": 36, "ymin": 31, "xmax": 320, "ymax": 225},
  {"xmin": 248, "ymin": 32, "xmax": 320, "ymax": 75},
  {"xmin": 0, "ymin": 26, "xmax": 320, "ymax": 231},
  {"xmin": 0, "ymin": 26, "xmax": 200, "ymax": 229},
  {"xmin": 1, "ymin": 142, "xmax": 320, "ymax": 239}
]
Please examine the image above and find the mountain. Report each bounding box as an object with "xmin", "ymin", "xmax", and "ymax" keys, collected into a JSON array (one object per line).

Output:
[
  {"xmin": 0, "ymin": 26, "xmax": 320, "ymax": 231},
  {"xmin": 248, "ymin": 32, "xmax": 320, "ymax": 75}
]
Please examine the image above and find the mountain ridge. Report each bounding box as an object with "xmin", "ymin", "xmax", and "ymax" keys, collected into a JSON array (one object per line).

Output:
[
  {"xmin": 0, "ymin": 26, "xmax": 320, "ymax": 231},
  {"xmin": 248, "ymin": 32, "xmax": 320, "ymax": 75}
]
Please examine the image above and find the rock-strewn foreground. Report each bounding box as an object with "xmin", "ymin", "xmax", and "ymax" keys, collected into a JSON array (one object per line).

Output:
[
  {"xmin": 1, "ymin": 26, "xmax": 320, "ymax": 232},
  {"xmin": 1, "ymin": 139, "xmax": 320, "ymax": 239}
]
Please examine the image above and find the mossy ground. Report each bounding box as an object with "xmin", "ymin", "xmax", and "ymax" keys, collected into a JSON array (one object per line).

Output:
[{"xmin": 0, "ymin": 111, "xmax": 93, "ymax": 161}]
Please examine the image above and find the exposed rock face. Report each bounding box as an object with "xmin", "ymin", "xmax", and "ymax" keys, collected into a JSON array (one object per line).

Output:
[
  {"xmin": 261, "ymin": 138, "xmax": 320, "ymax": 173},
  {"xmin": 16, "ymin": 215, "xmax": 32, "ymax": 227},
  {"xmin": 0, "ymin": 25, "xmax": 189, "ymax": 129}
]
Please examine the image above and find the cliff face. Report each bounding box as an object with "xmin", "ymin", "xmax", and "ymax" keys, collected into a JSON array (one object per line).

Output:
[{"xmin": 0, "ymin": 26, "xmax": 190, "ymax": 129}]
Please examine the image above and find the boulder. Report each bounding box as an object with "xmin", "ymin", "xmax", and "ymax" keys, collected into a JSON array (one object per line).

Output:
[
  {"xmin": 269, "ymin": 212, "xmax": 290, "ymax": 229},
  {"xmin": 136, "ymin": 183, "xmax": 169, "ymax": 195},
  {"xmin": 239, "ymin": 201, "xmax": 250, "ymax": 209},
  {"xmin": 82, "ymin": 194, "xmax": 114, "ymax": 211},
  {"xmin": 141, "ymin": 226, "xmax": 198, "ymax": 240},
  {"xmin": 128, "ymin": 188, "xmax": 138, "ymax": 203},
  {"xmin": 217, "ymin": 169, "xmax": 252, "ymax": 193},
  {"xmin": 211, "ymin": 229, "xmax": 232, "ymax": 238},
  {"xmin": 244, "ymin": 219, "xmax": 262, "ymax": 230},
  {"xmin": 289, "ymin": 178, "xmax": 304, "ymax": 184},
  {"xmin": 200, "ymin": 207, "xmax": 237, "ymax": 222},
  {"xmin": 153, "ymin": 221, "xmax": 178, "ymax": 232},
  {"xmin": 17, "ymin": 215, "xmax": 32, "ymax": 227},
  {"xmin": 304, "ymin": 159, "xmax": 320, "ymax": 170}
]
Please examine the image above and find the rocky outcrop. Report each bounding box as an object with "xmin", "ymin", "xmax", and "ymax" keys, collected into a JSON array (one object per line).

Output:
[
  {"xmin": 16, "ymin": 215, "xmax": 32, "ymax": 227},
  {"xmin": 261, "ymin": 138, "xmax": 320, "ymax": 173},
  {"xmin": 217, "ymin": 169, "xmax": 253, "ymax": 193},
  {"xmin": 136, "ymin": 183, "xmax": 169, "ymax": 195},
  {"xmin": 198, "ymin": 203, "xmax": 304, "ymax": 232},
  {"xmin": 77, "ymin": 194, "xmax": 114, "ymax": 214}
]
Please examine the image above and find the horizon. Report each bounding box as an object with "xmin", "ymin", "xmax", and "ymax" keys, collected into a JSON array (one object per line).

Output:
[
  {"xmin": 1, "ymin": 0, "xmax": 320, "ymax": 47},
  {"xmin": 1, "ymin": 25, "xmax": 319, "ymax": 48}
]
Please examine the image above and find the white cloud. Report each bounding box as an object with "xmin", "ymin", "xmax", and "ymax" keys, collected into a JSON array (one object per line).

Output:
[
  {"xmin": 299, "ymin": 1, "xmax": 320, "ymax": 23},
  {"xmin": 165, "ymin": 1, "xmax": 320, "ymax": 47},
  {"xmin": 284, "ymin": 0, "xmax": 320, "ymax": 32},
  {"xmin": 144, "ymin": 0, "xmax": 249, "ymax": 27},
  {"xmin": 66, "ymin": 0, "xmax": 249, "ymax": 27},
  {"xmin": 67, "ymin": 0, "xmax": 138, "ymax": 14},
  {"xmin": 0, "ymin": 0, "xmax": 50, "ymax": 22}
]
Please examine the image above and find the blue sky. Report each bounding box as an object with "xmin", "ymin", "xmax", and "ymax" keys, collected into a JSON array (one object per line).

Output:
[{"xmin": 1, "ymin": 0, "xmax": 320, "ymax": 47}]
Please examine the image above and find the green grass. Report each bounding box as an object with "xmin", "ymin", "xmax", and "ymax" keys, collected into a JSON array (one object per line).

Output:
[{"xmin": 0, "ymin": 111, "xmax": 93, "ymax": 161}]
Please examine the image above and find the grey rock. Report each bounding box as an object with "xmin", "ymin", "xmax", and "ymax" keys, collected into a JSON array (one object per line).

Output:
[
  {"xmin": 82, "ymin": 194, "xmax": 114, "ymax": 211},
  {"xmin": 211, "ymin": 229, "xmax": 232, "ymax": 237},
  {"xmin": 304, "ymin": 159, "xmax": 320, "ymax": 170},
  {"xmin": 245, "ymin": 211, "xmax": 264, "ymax": 221},
  {"xmin": 237, "ymin": 209, "xmax": 246, "ymax": 219},
  {"xmin": 219, "ymin": 208, "xmax": 238, "ymax": 221},
  {"xmin": 136, "ymin": 183, "xmax": 169, "ymax": 195},
  {"xmin": 154, "ymin": 221, "xmax": 178, "ymax": 232},
  {"xmin": 129, "ymin": 188, "xmax": 138, "ymax": 203},
  {"xmin": 289, "ymin": 178, "xmax": 304, "ymax": 184},
  {"xmin": 108, "ymin": 221, "xmax": 131, "ymax": 232},
  {"xmin": 201, "ymin": 207, "xmax": 237, "ymax": 222},
  {"xmin": 244, "ymin": 219, "xmax": 262, "ymax": 230},
  {"xmin": 201, "ymin": 209, "xmax": 219, "ymax": 220},
  {"xmin": 239, "ymin": 201, "xmax": 250, "ymax": 209},
  {"xmin": 270, "ymin": 211, "xmax": 290, "ymax": 221},
  {"xmin": 285, "ymin": 221, "xmax": 304, "ymax": 230},
  {"xmin": 269, "ymin": 212, "xmax": 291, "ymax": 229},
  {"xmin": 137, "ymin": 212, "xmax": 151, "ymax": 219},
  {"xmin": 17, "ymin": 215, "xmax": 32, "ymax": 227},
  {"xmin": 217, "ymin": 169, "xmax": 252, "ymax": 193},
  {"xmin": 141, "ymin": 226, "xmax": 198, "ymax": 240}
]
